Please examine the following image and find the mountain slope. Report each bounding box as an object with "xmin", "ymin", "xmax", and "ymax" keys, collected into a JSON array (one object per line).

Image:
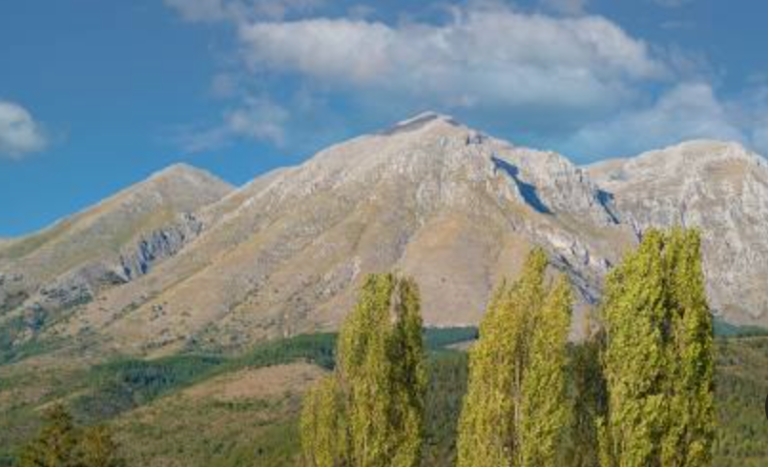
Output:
[
  {"xmin": 588, "ymin": 140, "xmax": 768, "ymax": 325},
  {"xmin": 4, "ymin": 114, "xmax": 768, "ymax": 361},
  {"xmin": 0, "ymin": 165, "xmax": 233, "ymax": 359},
  {"xmin": 61, "ymin": 113, "xmax": 632, "ymax": 355}
]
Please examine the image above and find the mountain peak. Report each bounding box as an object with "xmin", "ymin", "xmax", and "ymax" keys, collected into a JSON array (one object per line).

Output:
[
  {"xmin": 140, "ymin": 163, "xmax": 234, "ymax": 200},
  {"xmin": 381, "ymin": 111, "xmax": 461, "ymax": 135},
  {"xmin": 150, "ymin": 162, "xmax": 216, "ymax": 182},
  {"xmin": 635, "ymin": 139, "xmax": 763, "ymax": 165},
  {"xmin": 588, "ymin": 139, "xmax": 765, "ymax": 187}
]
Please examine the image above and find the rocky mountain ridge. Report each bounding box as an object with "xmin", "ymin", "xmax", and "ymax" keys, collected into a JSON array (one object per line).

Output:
[
  {"xmin": 588, "ymin": 140, "xmax": 768, "ymax": 323},
  {"xmin": 1, "ymin": 113, "xmax": 765, "ymax": 360},
  {"xmin": 0, "ymin": 164, "xmax": 233, "ymax": 356}
]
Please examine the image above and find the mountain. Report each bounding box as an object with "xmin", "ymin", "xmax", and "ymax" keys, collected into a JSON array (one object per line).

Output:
[
  {"xmin": 1, "ymin": 113, "xmax": 766, "ymax": 361},
  {"xmin": 57, "ymin": 112, "xmax": 633, "ymax": 356},
  {"xmin": 0, "ymin": 164, "xmax": 233, "ymax": 358},
  {"xmin": 587, "ymin": 140, "xmax": 768, "ymax": 325}
]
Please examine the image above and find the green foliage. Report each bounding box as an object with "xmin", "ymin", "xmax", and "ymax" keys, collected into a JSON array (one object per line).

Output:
[
  {"xmin": 71, "ymin": 355, "xmax": 225, "ymax": 422},
  {"xmin": 457, "ymin": 248, "xmax": 573, "ymax": 467},
  {"xmin": 71, "ymin": 333, "xmax": 337, "ymax": 423},
  {"xmin": 387, "ymin": 277, "xmax": 427, "ymax": 467},
  {"xmin": 77, "ymin": 426, "xmax": 126, "ymax": 467},
  {"xmin": 18, "ymin": 405, "xmax": 80, "ymax": 467},
  {"xmin": 303, "ymin": 274, "xmax": 427, "ymax": 467},
  {"xmin": 231, "ymin": 333, "xmax": 337, "ymax": 371},
  {"xmin": 1, "ymin": 327, "xmax": 471, "ymax": 467},
  {"xmin": 0, "ymin": 314, "xmax": 60, "ymax": 366},
  {"xmin": 422, "ymin": 351, "xmax": 468, "ymax": 466},
  {"xmin": 600, "ymin": 228, "xmax": 715, "ymax": 467},
  {"xmin": 422, "ymin": 327, "xmax": 478, "ymax": 352},
  {"xmin": 300, "ymin": 377, "xmax": 348, "ymax": 467},
  {"xmin": 520, "ymin": 277, "xmax": 573, "ymax": 466},
  {"xmin": 17, "ymin": 405, "xmax": 124, "ymax": 467},
  {"xmin": 712, "ymin": 319, "xmax": 768, "ymax": 338},
  {"xmin": 7, "ymin": 330, "xmax": 768, "ymax": 467},
  {"xmin": 336, "ymin": 274, "xmax": 400, "ymax": 466},
  {"xmin": 713, "ymin": 337, "xmax": 768, "ymax": 466},
  {"xmin": 662, "ymin": 229, "xmax": 716, "ymax": 466},
  {"xmin": 567, "ymin": 331, "xmax": 607, "ymax": 467}
]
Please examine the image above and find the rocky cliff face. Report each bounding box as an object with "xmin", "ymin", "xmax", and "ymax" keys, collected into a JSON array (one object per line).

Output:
[
  {"xmin": 2, "ymin": 114, "xmax": 766, "ymax": 360},
  {"xmin": 588, "ymin": 140, "xmax": 768, "ymax": 325},
  {"xmin": 0, "ymin": 164, "xmax": 233, "ymax": 351}
]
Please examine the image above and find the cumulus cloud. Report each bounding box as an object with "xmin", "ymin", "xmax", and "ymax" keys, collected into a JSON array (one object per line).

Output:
[
  {"xmin": 567, "ymin": 83, "xmax": 745, "ymax": 157},
  {"xmin": 179, "ymin": 96, "xmax": 289, "ymax": 151},
  {"xmin": 165, "ymin": 1, "xmax": 768, "ymax": 159},
  {"xmin": 0, "ymin": 100, "xmax": 48, "ymax": 159},
  {"xmin": 237, "ymin": 6, "xmax": 666, "ymax": 118}
]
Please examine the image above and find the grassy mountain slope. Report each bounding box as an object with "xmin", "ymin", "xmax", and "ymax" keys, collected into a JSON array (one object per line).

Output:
[{"xmin": 1, "ymin": 329, "xmax": 766, "ymax": 467}]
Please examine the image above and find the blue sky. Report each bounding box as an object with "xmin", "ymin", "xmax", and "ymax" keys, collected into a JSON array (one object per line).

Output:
[{"xmin": 1, "ymin": 0, "xmax": 768, "ymax": 236}]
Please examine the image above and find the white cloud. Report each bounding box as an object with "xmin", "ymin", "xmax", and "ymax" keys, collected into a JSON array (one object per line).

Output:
[
  {"xmin": 0, "ymin": 100, "xmax": 48, "ymax": 160},
  {"xmin": 167, "ymin": 1, "xmax": 768, "ymax": 160},
  {"xmin": 567, "ymin": 83, "xmax": 745, "ymax": 157},
  {"xmin": 179, "ymin": 96, "xmax": 289, "ymax": 151},
  {"xmin": 237, "ymin": 5, "xmax": 666, "ymax": 118},
  {"xmin": 225, "ymin": 97, "xmax": 289, "ymax": 144}
]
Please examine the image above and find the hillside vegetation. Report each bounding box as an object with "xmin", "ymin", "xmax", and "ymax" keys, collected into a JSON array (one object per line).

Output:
[
  {"xmin": 2, "ymin": 232, "xmax": 766, "ymax": 467},
  {"xmin": 1, "ymin": 330, "xmax": 767, "ymax": 466}
]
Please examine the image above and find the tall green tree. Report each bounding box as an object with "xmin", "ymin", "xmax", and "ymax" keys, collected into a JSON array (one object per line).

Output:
[
  {"xmin": 568, "ymin": 319, "xmax": 607, "ymax": 467},
  {"xmin": 599, "ymin": 228, "xmax": 715, "ymax": 467},
  {"xmin": 301, "ymin": 376, "xmax": 348, "ymax": 467},
  {"xmin": 457, "ymin": 248, "xmax": 573, "ymax": 467},
  {"xmin": 661, "ymin": 229, "xmax": 715, "ymax": 466},
  {"xmin": 599, "ymin": 231, "xmax": 669, "ymax": 467},
  {"xmin": 387, "ymin": 277, "xmax": 427, "ymax": 467},
  {"xmin": 520, "ymin": 276, "xmax": 573, "ymax": 466},
  {"xmin": 301, "ymin": 273, "xmax": 426, "ymax": 467},
  {"xmin": 337, "ymin": 274, "xmax": 399, "ymax": 467}
]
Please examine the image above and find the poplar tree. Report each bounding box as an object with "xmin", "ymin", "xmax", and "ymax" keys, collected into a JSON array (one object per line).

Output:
[
  {"xmin": 301, "ymin": 273, "xmax": 426, "ymax": 467},
  {"xmin": 520, "ymin": 276, "xmax": 573, "ymax": 466},
  {"xmin": 457, "ymin": 248, "xmax": 573, "ymax": 467},
  {"xmin": 337, "ymin": 274, "xmax": 398, "ymax": 467},
  {"xmin": 599, "ymin": 230, "xmax": 669, "ymax": 467},
  {"xmin": 387, "ymin": 277, "xmax": 427, "ymax": 467},
  {"xmin": 661, "ymin": 229, "xmax": 715, "ymax": 466},
  {"xmin": 301, "ymin": 376, "xmax": 348, "ymax": 467},
  {"xmin": 568, "ymin": 320, "xmax": 607, "ymax": 467},
  {"xmin": 456, "ymin": 279, "xmax": 519, "ymax": 467},
  {"xmin": 600, "ymin": 228, "xmax": 715, "ymax": 467}
]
